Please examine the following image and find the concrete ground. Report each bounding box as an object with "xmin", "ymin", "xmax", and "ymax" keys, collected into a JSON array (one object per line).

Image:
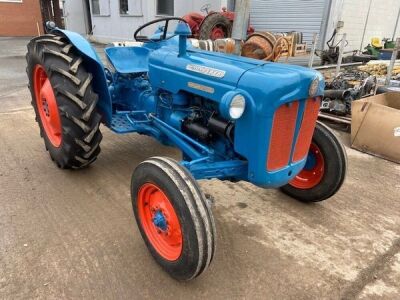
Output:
[{"xmin": 1, "ymin": 37, "xmax": 400, "ymax": 300}]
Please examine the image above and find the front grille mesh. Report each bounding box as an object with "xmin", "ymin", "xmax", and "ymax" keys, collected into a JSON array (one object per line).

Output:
[
  {"xmin": 292, "ymin": 97, "xmax": 321, "ymax": 162},
  {"xmin": 266, "ymin": 98, "xmax": 320, "ymax": 171},
  {"xmin": 266, "ymin": 101, "xmax": 299, "ymax": 171}
]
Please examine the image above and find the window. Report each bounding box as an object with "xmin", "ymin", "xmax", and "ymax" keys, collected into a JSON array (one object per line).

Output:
[
  {"xmin": 91, "ymin": 0, "xmax": 110, "ymax": 16},
  {"xmin": 120, "ymin": 0, "xmax": 128, "ymax": 14},
  {"xmin": 91, "ymin": 0, "xmax": 100, "ymax": 15},
  {"xmin": 156, "ymin": 0, "xmax": 173, "ymax": 16},
  {"xmin": 119, "ymin": 0, "xmax": 142, "ymax": 16}
]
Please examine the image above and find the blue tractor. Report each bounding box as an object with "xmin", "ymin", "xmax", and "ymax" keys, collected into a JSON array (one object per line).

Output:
[{"xmin": 26, "ymin": 18, "xmax": 347, "ymax": 280}]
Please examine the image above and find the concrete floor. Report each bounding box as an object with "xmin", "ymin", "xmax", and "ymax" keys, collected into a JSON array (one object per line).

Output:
[{"xmin": 1, "ymin": 37, "xmax": 400, "ymax": 300}]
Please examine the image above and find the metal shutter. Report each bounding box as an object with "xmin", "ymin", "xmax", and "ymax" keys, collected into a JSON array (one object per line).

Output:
[{"xmin": 250, "ymin": 0, "xmax": 328, "ymax": 47}]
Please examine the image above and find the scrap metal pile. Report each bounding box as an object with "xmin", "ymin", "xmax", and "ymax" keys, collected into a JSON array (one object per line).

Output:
[
  {"xmin": 321, "ymin": 70, "xmax": 377, "ymax": 116},
  {"xmin": 357, "ymin": 60, "xmax": 400, "ymax": 78},
  {"xmin": 190, "ymin": 31, "xmax": 304, "ymax": 62}
]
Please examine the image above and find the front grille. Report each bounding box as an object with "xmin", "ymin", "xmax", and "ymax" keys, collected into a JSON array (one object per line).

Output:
[
  {"xmin": 292, "ymin": 97, "xmax": 321, "ymax": 162},
  {"xmin": 266, "ymin": 101, "xmax": 299, "ymax": 171},
  {"xmin": 266, "ymin": 98, "xmax": 320, "ymax": 172}
]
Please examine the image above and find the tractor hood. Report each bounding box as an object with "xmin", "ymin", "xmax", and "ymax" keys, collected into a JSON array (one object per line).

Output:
[
  {"xmin": 237, "ymin": 62, "xmax": 324, "ymax": 116},
  {"xmin": 148, "ymin": 46, "xmax": 324, "ymax": 106},
  {"xmin": 148, "ymin": 47, "xmax": 265, "ymax": 101}
]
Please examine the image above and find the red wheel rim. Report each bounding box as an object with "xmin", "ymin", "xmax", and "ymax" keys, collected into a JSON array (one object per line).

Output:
[
  {"xmin": 137, "ymin": 183, "xmax": 183, "ymax": 261},
  {"xmin": 33, "ymin": 65, "xmax": 62, "ymax": 147},
  {"xmin": 289, "ymin": 143, "xmax": 325, "ymax": 189},
  {"xmin": 210, "ymin": 25, "xmax": 227, "ymax": 39}
]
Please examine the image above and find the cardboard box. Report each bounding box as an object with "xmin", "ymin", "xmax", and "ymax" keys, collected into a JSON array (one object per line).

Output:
[{"xmin": 351, "ymin": 92, "xmax": 400, "ymax": 163}]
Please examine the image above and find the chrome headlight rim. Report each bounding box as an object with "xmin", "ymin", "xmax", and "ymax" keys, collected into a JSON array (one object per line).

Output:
[
  {"xmin": 220, "ymin": 91, "xmax": 247, "ymax": 120},
  {"xmin": 229, "ymin": 94, "xmax": 246, "ymax": 119}
]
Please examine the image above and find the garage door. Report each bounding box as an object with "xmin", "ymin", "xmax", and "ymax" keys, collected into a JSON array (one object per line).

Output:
[{"xmin": 250, "ymin": 0, "xmax": 329, "ymax": 48}]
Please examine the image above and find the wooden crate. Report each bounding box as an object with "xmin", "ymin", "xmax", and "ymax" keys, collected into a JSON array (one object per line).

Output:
[{"xmin": 293, "ymin": 43, "xmax": 307, "ymax": 56}]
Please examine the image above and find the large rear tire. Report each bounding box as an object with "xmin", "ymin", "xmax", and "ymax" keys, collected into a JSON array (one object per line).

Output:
[
  {"xmin": 26, "ymin": 34, "xmax": 102, "ymax": 168},
  {"xmin": 280, "ymin": 122, "xmax": 347, "ymax": 202},
  {"xmin": 131, "ymin": 157, "xmax": 216, "ymax": 281},
  {"xmin": 199, "ymin": 13, "xmax": 232, "ymax": 40}
]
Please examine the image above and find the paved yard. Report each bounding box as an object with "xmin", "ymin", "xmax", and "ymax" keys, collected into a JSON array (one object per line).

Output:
[{"xmin": 0, "ymin": 37, "xmax": 399, "ymax": 299}]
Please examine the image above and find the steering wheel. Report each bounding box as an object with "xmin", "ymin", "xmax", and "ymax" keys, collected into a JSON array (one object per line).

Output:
[
  {"xmin": 200, "ymin": 3, "xmax": 211, "ymax": 14},
  {"xmin": 134, "ymin": 17, "xmax": 189, "ymax": 42}
]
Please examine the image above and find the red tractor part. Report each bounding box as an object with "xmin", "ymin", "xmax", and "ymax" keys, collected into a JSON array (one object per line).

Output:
[
  {"xmin": 137, "ymin": 182, "xmax": 183, "ymax": 261},
  {"xmin": 33, "ymin": 65, "xmax": 62, "ymax": 147},
  {"xmin": 182, "ymin": 7, "xmax": 254, "ymax": 40}
]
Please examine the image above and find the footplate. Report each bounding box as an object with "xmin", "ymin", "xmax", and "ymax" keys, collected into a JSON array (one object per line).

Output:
[{"xmin": 110, "ymin": 111, "xmax": 150, "ymax": 133}]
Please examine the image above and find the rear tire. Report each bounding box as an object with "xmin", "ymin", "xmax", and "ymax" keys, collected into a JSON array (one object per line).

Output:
[
  {"xmin": 199, "ymin": 13, "xmax": 232, "ymax": 40},
  {"xmin": 280, "ymin": 122, "xmax": 347, "ymax": 202},
  {"xmin": 26, "ymin": 34, "xmax": 102, "ymax": 169},
  {"xmin": 131, "ymin": 157, "xmax": 216, "ymax": 280}
]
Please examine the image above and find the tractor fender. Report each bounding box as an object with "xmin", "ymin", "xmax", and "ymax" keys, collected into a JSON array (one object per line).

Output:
[{"xmin": 52, "ymin": 28, "xmax": 113, "ymax": 126}]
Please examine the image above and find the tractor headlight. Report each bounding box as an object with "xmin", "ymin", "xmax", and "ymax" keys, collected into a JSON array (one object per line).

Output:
[
  {"xmin": 229, "ymin": 94, "xmax": 246, "ymax": 119},
  {"xmin": 309, "ymin": 77, "xmax": 320, "ymax": 97},
  {"xmin": 220, "ymin": 92, "xmax": 246, "ymax": 120}
]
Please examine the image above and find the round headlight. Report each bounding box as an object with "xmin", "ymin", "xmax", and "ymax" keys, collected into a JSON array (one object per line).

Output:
[
  {"xmin": 229, "ymin": 94, "xmax": 246, "ymax": 119},
  {"xmin": 309, "ymin": 77, "xmax": 319, "ymax": 97}
]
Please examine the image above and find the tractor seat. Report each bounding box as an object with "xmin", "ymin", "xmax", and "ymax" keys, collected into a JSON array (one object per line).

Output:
[
  {"xmin": 105, "ymin": 46, "xmax": 150, "ymax": 74},
  {"xmin": 371, "ymin": 37, "xmax": 383, "ymax": 49}
]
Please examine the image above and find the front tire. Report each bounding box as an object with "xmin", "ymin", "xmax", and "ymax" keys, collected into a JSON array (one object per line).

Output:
[
  {"xmin": 131, "ymin": 157, "xmax": 216, "ymax": 281},
  {"xmin": 280, "ymin": 122, "xmax": 347, "ymax": 202},
  {"xmin": 26, "ymin": 34, "xmax": 102, "ymax": 169}
]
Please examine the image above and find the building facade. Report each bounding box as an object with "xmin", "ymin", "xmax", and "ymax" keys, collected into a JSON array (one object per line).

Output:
[
  {"xmin": 62, "ymin": 0, "xmax": 400, "ymax": 52},
  {"xmin": 63, "ymin": 0, "xmax": 222, "ymax": 42},
  {"xmin": 249, "ymin": 0, "xmax": 400, "ymax": 51},
  {"xmin": 0, "ymin": 0, "xmax": 43, "ymax": 36}
]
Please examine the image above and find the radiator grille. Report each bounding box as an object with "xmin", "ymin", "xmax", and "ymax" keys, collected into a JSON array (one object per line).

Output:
[
  {"xmin": 266, "ymin": 101, "xmax": 299, "ymax": 171},
  {"xmin": 292, "ymin": 97, "xmax": 320, "ymax": 162}
]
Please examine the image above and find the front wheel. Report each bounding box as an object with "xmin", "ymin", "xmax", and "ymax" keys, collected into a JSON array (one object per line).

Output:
[
  {"xmin": 131, "ymin": 157, "xmax": 216, "ymax": 280},
  {"xmin": 280, "ymin": 122, "xmax": 347, "ymax": 202}
]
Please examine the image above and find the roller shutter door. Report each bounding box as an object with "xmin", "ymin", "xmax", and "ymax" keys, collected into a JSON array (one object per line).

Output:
[{"xmin": 250, "ymin": 0, "xmax": 329, "ymax": 48}]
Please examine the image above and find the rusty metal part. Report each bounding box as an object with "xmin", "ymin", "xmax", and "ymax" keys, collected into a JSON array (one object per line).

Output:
[
  {"xmin": 241, "ymin": 32, "xmax": 289, "ymax": 62},
  {"xmin": 241, "ymin": 32, "xmax": 275, "ymax": 60},
  {"xmin": 318, "ymin": 112, "xmax": 351, "ymax": 125},
  {"xmin": 189, "ymin": 38, "xmax": 236, "ymax": 54},
  {"xmin": 190, "ymin": 31, "xmax": 289, "ymax": 61},
  {"xmin": 213, "ymin": 38, "xmax": 236, "ymax": 53}
]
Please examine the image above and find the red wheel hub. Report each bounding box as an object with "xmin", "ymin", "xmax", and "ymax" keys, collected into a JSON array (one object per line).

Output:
[
  {"xmin": 210, "ymin": 26, "xmax": 226, "ymax": 40},
  {"xmin": 289, "ymin": 143, "xmax": 325, "ymax": 189},
  {"xmin": 33, "ymin": 65, "xmax": 62, "ymax": 147},
  {"xmin": 137, "ymin": 183, "xmax": 183, "ymax": 261}
]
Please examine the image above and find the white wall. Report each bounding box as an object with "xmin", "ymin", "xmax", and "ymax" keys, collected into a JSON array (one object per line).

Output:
[
  {"xmin": 63, "ymin": 0, "xmax": 89, "ymax": 34},
  {"xmin": 86, "ymin": 0, "xmax": 221, "ymax": 42},
  {"xmin": 339, "ymin": 0, "xmax": 400, "ymax": 51}
]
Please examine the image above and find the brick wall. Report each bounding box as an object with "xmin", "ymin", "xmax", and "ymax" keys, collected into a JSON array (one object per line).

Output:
[{"xmin": 0, "ymin": 0, "xmax": 43, "ymax": 36}]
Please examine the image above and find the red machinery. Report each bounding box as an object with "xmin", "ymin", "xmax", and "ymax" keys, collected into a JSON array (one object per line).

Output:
[{"xmin": 183, "ymin": 4, "xmax": 254, "ymax": 40}]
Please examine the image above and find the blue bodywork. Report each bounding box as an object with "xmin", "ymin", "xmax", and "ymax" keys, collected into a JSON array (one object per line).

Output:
[{"xmin": 53, "ymin": 23, "xmax": 324, "ymax": 188}]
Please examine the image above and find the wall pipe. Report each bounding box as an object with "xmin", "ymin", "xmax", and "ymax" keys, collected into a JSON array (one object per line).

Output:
[
  {"xmin": 359, "ymin": 0, "xmax": 373, "ymax": 51},
  {"xmin": 392, "ymin": 5, "xmax": 400, "ymax": 41}
]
